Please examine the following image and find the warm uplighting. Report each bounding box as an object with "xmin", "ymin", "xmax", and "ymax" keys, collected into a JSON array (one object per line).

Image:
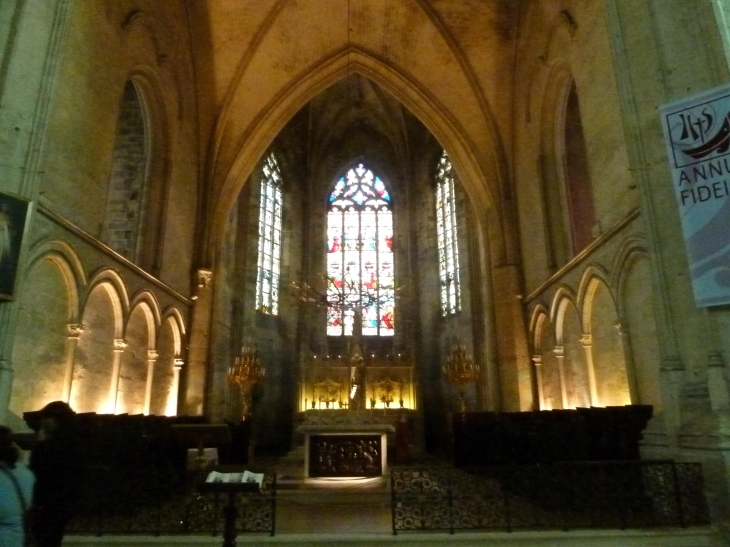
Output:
[
  {"xmin": 228, "ymin": 345, "xmax": 265, "ymax": 420},
  {"xmin": 442, "ymin": 342, "xmax": 480, "ymax": 412},
  {"xmin": 297, "ymin": 353, "xmax": 417, "ymax": 412}
]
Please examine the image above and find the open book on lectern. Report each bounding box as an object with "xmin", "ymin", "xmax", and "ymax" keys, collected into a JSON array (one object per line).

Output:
[{"xmin": 205, "ymin": 470, "xmax": 264, "ymax": 487}]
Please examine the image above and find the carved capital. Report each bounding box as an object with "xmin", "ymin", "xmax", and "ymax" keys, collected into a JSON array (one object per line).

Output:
[
  {"xmin": 196, "ymin": 269, "xmax": 213, "ymax": 288},
  {"xmin": 113, "ymin": 339, "xmax": 127, "ymax": 352},
  {"xmin": 707, "ymin": 351, "xmax": 726, "ymax": 368},
  {"xmin": 147, "ymin": 350, "xmax": 159, "ymax": 361},
  {"xmin": 660, "ymin": 356, "xmax": 684, "ymax": 372},
  {"xmin": 173, "ymin": 358, "xmax": 185, "ymax": 369},
  {"xmin": 67, "ymin": 323, "xmax": 86, "ymax": 338},
  {"xmin": 0, "ymin": 358, "xmax": 13, "ymax": 372},
  {"xmin": 580, "ymin": 333, "xmax": 592, "ymax": 347},
  {"xmin": 553, "ymin": 345, "xmax": 564, "ymax": 357},
  {"xmin": 532, "ymin": 355, "xmax": 542, "ymax": 366}
]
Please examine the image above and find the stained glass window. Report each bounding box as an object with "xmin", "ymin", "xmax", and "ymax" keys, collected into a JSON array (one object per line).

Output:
[
  {"xmin": 327, "ymin": 164, "xmax": 394, "ymax": 336},
  {"xmin": 436, "ymin": 151, "xmax": 461, "ymax": 315},
  {"xmin": 256, "ymin": 153, "xmax": 283, "ymax": 315}
]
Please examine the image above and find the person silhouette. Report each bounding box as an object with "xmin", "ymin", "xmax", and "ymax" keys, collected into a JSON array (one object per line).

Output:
[{"xmin": 30, "ymin": 401, "xmax": 82, "ymax": 547}]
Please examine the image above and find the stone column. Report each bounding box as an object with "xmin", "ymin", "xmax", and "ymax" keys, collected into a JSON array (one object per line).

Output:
[
  {"xmin": 660, "ymin": 356, "xmax": 685, "ymax": 446},
  {"xmin": 707, "ymin": 351, "xmax": 730, "ymax": 412},
  {"xmin": 183, "ymin": 269, "xmax": 213, "ymax": 415},
  {"xmin": 491, "ymin": 264, "xmax": 532, "ymax": 411},
  {"xmin": 169, "ymin": 358, "xmax": 184, "ymax": 416},
  {"xmin": 580, "ymin": 333, "xmax": 599, "ymax": 407},
  {"xmin": 532, "ymin": 355, "xmax": 545, "ymax": 410},
  {"xmin": 62, "ymin": 323, "xmax": 85, "ymax": 403},
  {"xmin": 143, "ymin": 350, "xmax": 159, "ymax": 415},
  {"xmin": 554, "ymin": 345, "xmax": 568, "ymax": 409},
  {"xmin": 108, "ymin": 339, "xmax": 127, "ymax": 414},
  {"xmin": 0, "ymin": 357, "xmax": 14, "ymax": 423},
  {"xmin": 615, "ymin": 322, "xmax": 639, "ymax": 404}
]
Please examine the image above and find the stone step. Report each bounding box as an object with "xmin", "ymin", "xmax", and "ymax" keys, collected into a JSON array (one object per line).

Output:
[{"xmin": 65, "ymin": 528, "xmax": 713, "ymax": 547}]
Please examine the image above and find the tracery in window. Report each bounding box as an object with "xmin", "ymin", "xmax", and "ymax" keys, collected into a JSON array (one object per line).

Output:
[
  {"xmin": 435, "ymin": 151, "xmax": 461, "ymax": 315},
  {"xmin": 327, "ymin": 164, "xmax": 394, "ymax": 336},
  {"xmin": 256, "ymin": 153, "xmax": 283, "ymax": 315}
]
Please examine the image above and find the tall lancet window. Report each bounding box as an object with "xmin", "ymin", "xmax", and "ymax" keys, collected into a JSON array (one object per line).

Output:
[
  {"xmin": 436, "ymin": 151, "xmax": 461, "ymax": 315},
  {"xmin": 327, "ymin": 164, "xmax": 394, "ymax": 336},
  {"xmin": 256, "ymin": 153, "xmax": 283, "ymax": 315}
]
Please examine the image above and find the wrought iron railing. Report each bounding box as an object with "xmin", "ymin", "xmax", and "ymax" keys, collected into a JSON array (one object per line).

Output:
[
  {"xmin": 66, "ymin": 467, "xmax": 276, "ymax": 536},
  {"xmin": 390, "ymin": 461, "xmax": 710, "ymax": 535}
]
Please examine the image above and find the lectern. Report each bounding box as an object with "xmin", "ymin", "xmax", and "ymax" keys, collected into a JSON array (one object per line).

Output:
[{"xmin": 199, "ymin": 479, "xmax": 264, "ymax": 547}]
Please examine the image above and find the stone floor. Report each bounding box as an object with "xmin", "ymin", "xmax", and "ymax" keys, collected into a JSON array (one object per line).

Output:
[{"xmin": 270, "ymin": 452, "xmax": 393, "ymax": 534}]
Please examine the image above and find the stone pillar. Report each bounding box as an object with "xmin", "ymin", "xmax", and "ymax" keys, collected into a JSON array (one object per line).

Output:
[
  {"xmin": 108, "ymin": 338, "xmax": 127, "ymax": 414},
  {"xmin": 183, "ymin": 269, "xmax": 213, "ymax": 415},
  {"xmin": 532, "ymin": 355, "xmax": 545, "ymax": 410},
  {"xmin": 707, "ymin": 351, "xmax": 730, "ymax": 412},
  {"xmin": 491, "ymin": 264, "xmax": 532, "ymax": 411},
  {"xmin": 554, "ymin": 345, "xmax": 568, "ymax": 409},
  {"xmin": 143, "ymin": 350, "xmax": 159, "ymax": 415},
  {"xmin": 660, "ymin": 356, "xmax": 685, "ymax": 446},
  {"xmin": 580, "ymin": 333, "xmax": 599, "ymax": 407},
  {"xmin": 0, "ymin": 357, "xmax": 14, "ymax": 424},
  {"xmin": 62, "ymin": 323, "xmax": 85, "ymax": 403},
  {"xmin": 169, "ymin": 358, "xmax": 184, "ymax": 416},
  {"xmin": 615, "ymin": 322, "xmax": 639, "ymax": 404}
]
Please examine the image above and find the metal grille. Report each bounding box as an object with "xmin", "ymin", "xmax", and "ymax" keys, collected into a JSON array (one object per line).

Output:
[
  {"xmin": 391, "ymin": 461, "xmax": 710, "ymax": 535},
  {"xmin": 66, "ymin": 468, "xmax": 276, "ymax": 536}
]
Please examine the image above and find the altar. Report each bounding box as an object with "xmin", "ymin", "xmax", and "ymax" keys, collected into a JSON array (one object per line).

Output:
[
  {"xmin": 294, "ymin": 338, "xmax": 416, "ymax": 477},
  {"xmin": 298, "ymin": 420, "xmax": 395, "ymax": 477}
]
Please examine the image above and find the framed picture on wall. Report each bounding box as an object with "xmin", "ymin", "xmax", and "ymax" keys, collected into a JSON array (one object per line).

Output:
[{"xmin": 0, "ymin": 191, "xmax": 31, "ymax": 301}]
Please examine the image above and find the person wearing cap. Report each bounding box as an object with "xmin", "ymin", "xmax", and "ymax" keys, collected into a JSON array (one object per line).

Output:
[{"xmin": 29, "ymin": 401, "xmax": 82, "ymax": 547}]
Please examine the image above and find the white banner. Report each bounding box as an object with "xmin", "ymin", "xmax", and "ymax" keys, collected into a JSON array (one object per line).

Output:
[{"xmin": 661, "ymin": 84, "xmax": 730, "ymax": 307}]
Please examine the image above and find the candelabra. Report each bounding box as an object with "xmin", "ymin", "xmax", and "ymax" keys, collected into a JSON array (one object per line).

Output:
[
  {"xmin": 228, "ymin": 345, "xmax": 266, "ymax": 420},
  {"xmin": 442, "ymin": 342, "xmax": 480, "ymax": 412}
]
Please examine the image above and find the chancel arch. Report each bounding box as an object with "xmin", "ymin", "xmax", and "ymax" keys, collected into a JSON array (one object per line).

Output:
[
  {"xmin": 197, "ymin": 47, "xmax": 529, "ymax": 414},
  {"xmin": 209, "ymin": 48, "xmax": 505, "ymax": 263}
]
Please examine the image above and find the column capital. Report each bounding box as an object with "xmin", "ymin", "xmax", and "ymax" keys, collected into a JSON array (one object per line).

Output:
[
  {"xmin": 113, "ymin": 339, "xmax": 127, "ymax": 352},
  {"xmin": 553, "ymin": 345, "xmax": 564, "ymax": 357},
  {"xmin": 196, "ymin": 269, "xmax": 213, "ymax": 288},
  {"xmin": 174, "ymin": 358, "xmax": 185, "ymax": 369},
  {"xmin": 614, "ymin": 322, "xmax": 626, "ymax": 336},
  {"xmin": 0, "ymin": 358, "xmax": 13, "ymax": 372},
  {"xmin": 532, "ymin": 355, "xmax": 542, "ymax": 365},
  {"xmin": 660, "ymin": 356, "xmax": 685, "ymax": 372},
  {"xmin": 147, "ymin": 350, "xmax": 159, "ymax": 361},
  {"xmin": 67, "ymin": 323, "xmax": 86, "ymax": 338},
  {"xmin": 580, "ymin": 333, "xmax": 592, "ymax": 347},
  {"xmin": 707, "ymin": 351, "xmax": 726, "ymax": 368}
]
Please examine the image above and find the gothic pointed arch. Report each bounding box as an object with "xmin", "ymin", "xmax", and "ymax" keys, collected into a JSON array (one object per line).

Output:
[
  {"xmin": 326, "ymin": 163, "xmax": 394, "ymax": 337},
  {"xmin": 208, "ymin": 47, "xmax": 504, "ymax": 265}
]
